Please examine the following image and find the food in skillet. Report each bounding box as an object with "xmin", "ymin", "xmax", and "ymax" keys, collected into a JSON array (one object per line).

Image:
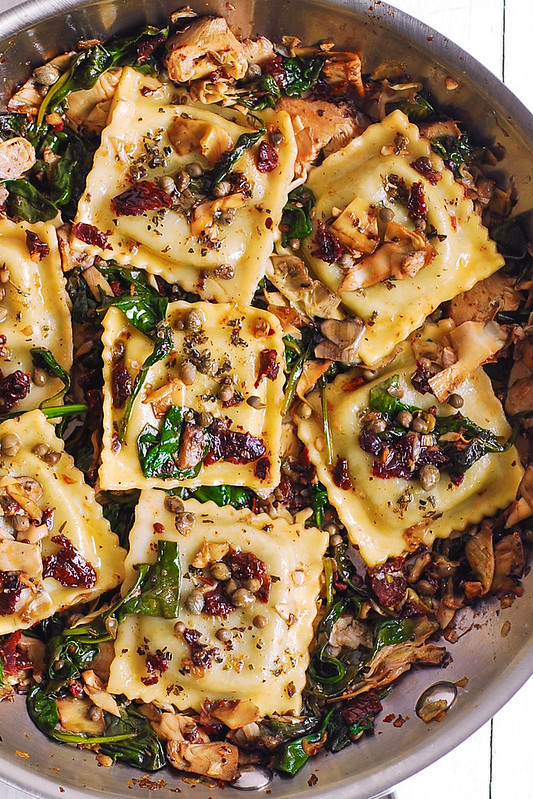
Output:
[{"xmin": 0, "ymin": 9, "xmax": 529, "ymax": 784}]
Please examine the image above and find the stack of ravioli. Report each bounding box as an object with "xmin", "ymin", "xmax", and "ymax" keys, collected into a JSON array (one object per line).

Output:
[{"xmin": 0, "ymin": 33, "xmax": 523, "ymax": 736}]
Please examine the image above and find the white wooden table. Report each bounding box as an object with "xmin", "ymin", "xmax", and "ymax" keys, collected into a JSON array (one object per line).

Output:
[{"xmin": 0, "ymin": 1, "xmax": 531, "ymax": 798}]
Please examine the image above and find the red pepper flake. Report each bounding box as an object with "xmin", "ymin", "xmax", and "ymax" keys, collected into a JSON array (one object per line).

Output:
[
  {"xmin": 111, "ymin": 181, "xmax": 173, "ymax": 217},
  {"xmin": 153, "ymin": 522, "xmax": 164, "ymax": 535},
  {"xmin": 407, "ymin": 181, "xmax": 428, "ymax": 220},
  {"xmin": 312, "ymin": 220, "xmax": 344, "ymax": 263},
  {"xmin": 450, "ymin": 215, "xmax": 457, "ymax": 231},
  {"xmin": 25, "ymin": 230, "xmax": 50, "ymax": 261},
  {"xmin": 254, "ymin": 348, "xmax": 280, "ymax": 388},
  {"xmin": 410, "ymin": 157, "xmax": 442, "ymax": 186},
  {"xmin": 265, "ymin": 216, "xmax": 273, "ymax": 230},
  {"xmin": 72, "ymin": 222, "xmax": 111, "ymax": 250},
  {"xmin": 0, "ymin": 370, "xmax": 31, "ymax": 415},
  {"xmin": 43, "ymin": 534, "xmax": 97, "ymax": 589},
  {"xmin": 228, "ymin": 550, "xmax": 271, "ymax": 602},
  {"xmin": 332, "ymin": 457, "xmax": 351, "ymax": 490},
  {"xmin": 256, "ymin": 141, "xmax": 278, "ymax": 173}
]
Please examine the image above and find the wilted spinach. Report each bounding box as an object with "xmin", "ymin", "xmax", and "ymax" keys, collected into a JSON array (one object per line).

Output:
[
  {"xmin": 280, "ymin": 185, "xmax": 315, "ymax": 247},
  {"xmin": 137, "ymin": 405, "xmax": 207, "ymax": 480},
  {"xmin": 120, "ymin": 539, "xmax": 181, "ymax": 619}
]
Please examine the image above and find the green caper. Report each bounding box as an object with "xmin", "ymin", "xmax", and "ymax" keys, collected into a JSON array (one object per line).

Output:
[
  {"xmin": 448, "ymin": 393, "xmax": 464, "ymax": 409},
  {"xmin": 419, "ymin": 463, "xmax": 440, "ymax": 491}
]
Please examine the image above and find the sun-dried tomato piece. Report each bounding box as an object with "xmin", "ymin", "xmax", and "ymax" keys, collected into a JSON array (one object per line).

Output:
[
  {"xmin": 136, "ymin": 32, "xmax": 166, "ymax": 63},
  {"xmin": 264, "ymin": 54, "xmax": 287, "ymax": 88},
  {"xmin": 256, "ymin": 141, "xmax": 278, "ymax": 173},
  {"xmin": 182, "ymin": 628, "xmax": 218, "ymax": 674},
  {"xmin": 25, "ymin": 230, "xmax": 50, "ymax": 261},
  {"xmin": 205, "ymin": 420, "xmax": 266, "ymax": 465},
  {"xmin": 203, "ymin": 584, "xmax": 235, "ymax": 617},
  {"xmin": 411, "ymin": 360, "xmax": 433, "ymax": 394},
  {"xmin": 0, "ymin": 370, "xmax": 31, "ymax": 416},
  {"xmin": 255, "ymin": 457, "xmax": 270, "ymax": 481},
  {"xmin": 367, "ymin": 557, "xmax": 407, "ymax": 609},
  {"xmin": 341, "ymin": 690, "xmax": 383, "ymax": 726},
  {"xmin": 228, "ymin": 550, "xmax": 271, "ymax": 602},
  {"xmin": 0, "ymin": 630, "xmax": 31, "ymax": 675},
  {"xmin": 111, "ymin": 364, "xmax": 132, "ymax": 408},
  {"xmin": 332, "ymin": 457, "xmax": 351, "ymax": 490},
  {"xmin": 407, "ymin": 181, "xmax": 428, "ymax": 220},
  {"xmin": 410, "ymin": 157, "xmax": 442, "ymax": 186},
  {"xmin": 43, "ymin": 534, "xmax": 97, "ymax": 589},
  {"xmin": 0, "ymin": 572, "xmax": 23, "ymax": 616},
  {"xmin": 312, "ymin": 220, "xmax": 344, "ymax": 263},
  {"xmin": 254, "ymin": 348, "xmax": 280, "ymax": 388},
  {"xmin": 145, "ymin": 650, "xmax": 170, "ymax": 681},
  {"xmin": 72, "ymin": 222, "xmax": 111, "ymax": 250},
  {"xmin": 111, "ymin": 181, "xmax": 173, "ymax": 217}
]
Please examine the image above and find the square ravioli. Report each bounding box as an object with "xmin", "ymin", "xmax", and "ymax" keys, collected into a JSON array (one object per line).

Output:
[
  {"xmin": 107, "ymin": 494, "xmax": 328, "ymax": 716},
  {"xmin": 295, "ymin": 325, "xmax": 523, "ymax": 567},
  {"xmin": 71, "ymin": 66, "xmax": 297, "ymax": 305},
  {"xmin": 100, "ymin": 301, "xmax": 285, "ymax": 491},
  {"xmin": 0, "ymin": 219, "xmax": 72, "ymax": 412},
  {"xmin": 0, "ymin": 411, "xmax": 125, "ymax": 634},
  {"xmin": 300, "ymin": 110, "xmax": 504, "ymax": 366}
]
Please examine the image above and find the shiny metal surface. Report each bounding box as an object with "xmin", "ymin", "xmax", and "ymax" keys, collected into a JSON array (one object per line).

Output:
[{"xmin": 0, "ymin": 1, "xmax": 532, "ymax": 798}]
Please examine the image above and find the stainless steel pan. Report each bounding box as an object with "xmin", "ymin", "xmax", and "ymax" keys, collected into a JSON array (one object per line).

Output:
[{"xmin": 0, "ymin": 1, "xmax": 531, "ymax": 797}]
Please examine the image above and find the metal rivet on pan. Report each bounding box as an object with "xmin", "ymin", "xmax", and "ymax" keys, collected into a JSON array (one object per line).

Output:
[
  {"xmin": 231, "ymin": 764, "xmax": 273, "ymax": 791},
  {"xmin": 416, "ymin": 681, "xmax": 458, "ymax": 722}
]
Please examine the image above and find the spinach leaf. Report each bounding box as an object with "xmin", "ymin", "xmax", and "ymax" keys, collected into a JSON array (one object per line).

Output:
[
  {"xmin": 203, "ymin": 129, "xmax": 265, "ymax": 189},
  {"xmin": 30, "ymin": 347, "xmax": 70, "ymax": 407},
  {"xmin": 3, "ymin": 179, "xmax": 58, "ymax": 222},
  {"xmin": 98, "ymin": 266, "xmax": 168, "ymax": 336},
  {"xmin": 187, "ymin": 485, "xmax": 254, "ymax": 509},
  {"xmin": 240, "ymin": 55, "xmax": 324, "ymax": 109},
  {"xmin": 368, "ymin": 375, "xmax": 414, "ymax": 417},
  {"xmin": 102, "ymin": 492, "xmax": 140, "ymax": 549},
  {"xmin": 435, "ymin": 413, "xmax": 509, "ymax": 474},
  {"xmin": 119, "ymin": 324, "xmax": 173, "ymax": 440},
  {"xmin": 370, "ymin": 617, "xmax": 414, "ymax": 659},
  {"xmin": 39, "ymin": 27, "xmax": 168, "ymax": 123},
  {"xmin": 280, "ymin": 185, "xmax": 315, "ymax": 247},
  {"xmin": 98, "ymin": 703, "xmax": 166, "ymax": 770},
  {"xmin": 431, "ymin": 131, "xmax": 485, "ymax": 177},
  {"xmin": 307, "ymin": 483, "xmax": 329, "ymax": 528},
  {"xmin": 325, "ymin": 707, "xmax": 375, "ymax": 754},
  {"xmin": 385, "ymin": 93, "xmax": 436, "ymax": 123},
  {"xmin": 274, "ymin": 709, "xmax": 334, "ymax": 776},
  {"xmin": 45, "ymin": 635, "xmax": 100, "ymax": 696},
  {"xmin": 120, "ymin": 539, "xmax": 181, "ymax": 619},
  {"xmin": 283, "ymin": 55, "xmax": 325, "ymax": 97},
  {"xmin": 99, "ymin": 292, "xmax": 168, "ymax": 337},
  {"xmin": 137, "ymin": 405, "xmax": 207, "ymax": 480},
  {"xmin": 27, "ymin": 685, "xmax": 156, "ymax": 754}
]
